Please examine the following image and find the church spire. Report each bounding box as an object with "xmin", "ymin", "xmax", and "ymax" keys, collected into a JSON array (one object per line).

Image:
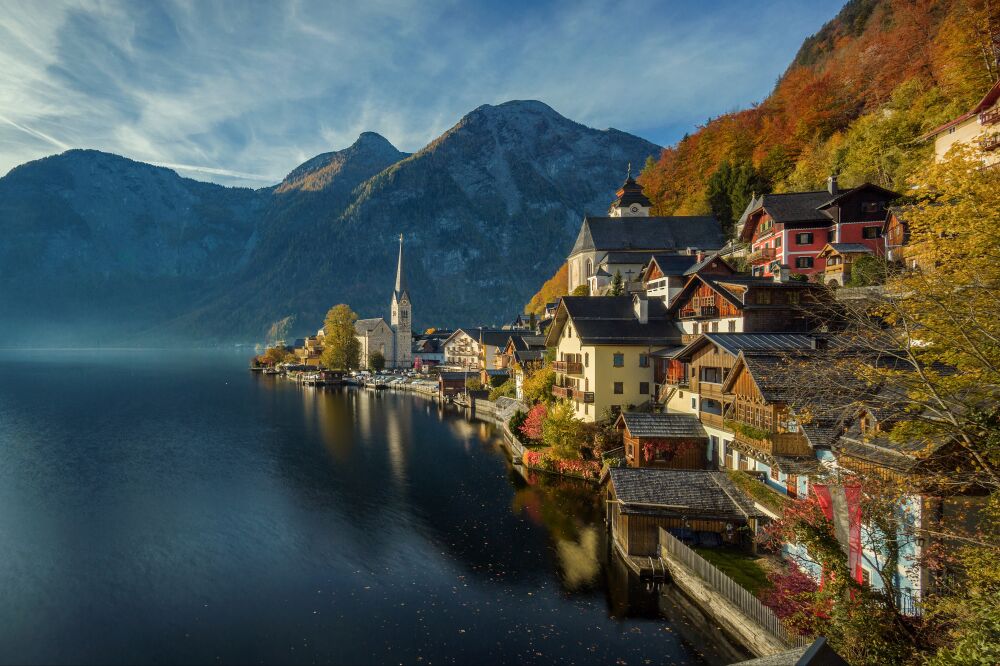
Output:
[{"xmin": 394, "ymin": 233, "xmax": 408, "ymax": 300}]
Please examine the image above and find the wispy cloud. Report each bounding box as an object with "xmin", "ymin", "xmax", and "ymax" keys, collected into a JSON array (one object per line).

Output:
[{"xmin": 0, "ymin": 0, "xmax": 843, "ymax": 187}]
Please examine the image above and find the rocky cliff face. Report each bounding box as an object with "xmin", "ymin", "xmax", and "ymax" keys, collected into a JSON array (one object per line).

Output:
[{"xmin": 0, "ymin": 101, "xmax": 664, "ymax": 345}]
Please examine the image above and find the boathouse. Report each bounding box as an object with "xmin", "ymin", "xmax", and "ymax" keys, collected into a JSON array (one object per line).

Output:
[
  {"xmin": 605, "ymin": 468, "xmax": 762, "ymax": 557},
  {"xmin": 614, "ymin": 412, "xmax": 712, "ymax": 469}
]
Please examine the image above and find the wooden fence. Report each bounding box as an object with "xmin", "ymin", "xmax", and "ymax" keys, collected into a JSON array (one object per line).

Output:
[{"xmin": 658, "ymin": 528, "xmax": 810, "ymax": 649}]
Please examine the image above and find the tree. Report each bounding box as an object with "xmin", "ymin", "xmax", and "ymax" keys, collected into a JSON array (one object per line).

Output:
[
  {"xmin": 525, "ymin": 263, "xmax": 568, "ymax": 314},
  {"xmin": 706, "ymin": 159, "xmax": 768, "ymax": 236},
  {"xmin": 465, "ymin": 376, "xmax": 483, "ymax": 391},
  {"xmin": 570, "ymin": 284, "xmax": 589, "ymax": 296},
  {"xmin": 489, "ymin": 378, "xmax": 516, "ymax": 401},
  {"xmin": 321, "ymin": 304, "xmax": 361, "ymax": 370},
  {"xmin": 368, "ymin": 350, "xmax": 386, "ymax": 372},
  {"xmin": 845, "ymin": 255, "xmax": 886, "ymax": 287},
  {"xmin": 608, "ymin": 270, "xmax": 624, "ymax": 296},
  {"xmin": 521, "ymin": 366, "xmax": 555, "ymax": 405},
  {"xmin": 542, "ymin": 401, "xmax": 584, "ymax": 459},
  {"xmin": 263, "ymin": 346, "xmax": 293, "ymax": 365},
  {"xmin": 520, "ymin": 403, "xmax": 547, "ymax": 441}
]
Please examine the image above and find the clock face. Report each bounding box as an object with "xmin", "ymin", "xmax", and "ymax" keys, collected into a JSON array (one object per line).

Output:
[{"xmin": 630, "ymin": 205, "xmax": 639, "ymax": 213}]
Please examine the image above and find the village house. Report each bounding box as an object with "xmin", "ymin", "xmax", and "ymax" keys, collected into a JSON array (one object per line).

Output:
[
  {"xmin": 614, "ymin": 412, "xmax": 713, "ymax": 469},
  {"xmin": 815, "ymin": 243, "xmax": 875, "ymax": 287},
  {"xmin": 441, "ymin": 328, "xmax": 484, "ymax": 369},
  {"xmin": 478, "ymin": 330, "xmax": 515, "ymax": 383},
  {"xmin": 737, "ymin": 179, "xmax": 899, "ymax": 279},
  {"xmin": 666, "ymin": 273, "xmax": 826, "ymax": 342},
  {"xmin": 494, "ymin": 333, "xmax": 546, "ymax": 400},
  {"xmin": 605, "ymin": 467, "xmax": 763, "ymax": 558},
  {"xmin": 920, "ymin": 78, "xmax": 1000, "ymax": 166},
  {"xmin": 544, "ymin": 295, "xmax": 681, "ymax": 423},
  {"xmin": 566, "ymin": 171, "xmax": 724, "ymax": 293},
  {"xmin": 294, "ymin": 329, "xmax": 325, "ymax": 367},
  {"xmin": 640, "ymin": 252, "xmax": 734, "ymax": 306},
  {"xmin": 659, "ymin": 333, "xmax": 818, "ymax": 477}
]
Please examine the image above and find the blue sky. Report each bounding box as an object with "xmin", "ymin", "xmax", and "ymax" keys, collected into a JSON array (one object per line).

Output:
[{"xmin": 0, "ymin": 0, "xmax": 843, "ymax": 187}]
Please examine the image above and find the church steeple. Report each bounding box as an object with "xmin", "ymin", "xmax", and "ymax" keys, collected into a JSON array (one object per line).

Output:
[
  {"xmin": 608, "ymin": 162, "xmax": 652, "ymax": 217},
  {"xmin": 393, "ymin": 233, "xmax": 408, "ymax": 301}
]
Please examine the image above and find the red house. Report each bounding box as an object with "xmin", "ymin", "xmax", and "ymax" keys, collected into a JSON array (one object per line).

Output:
[{"xmin": 737, "ymin": 177, "xmax": 899, "ymax": 279}]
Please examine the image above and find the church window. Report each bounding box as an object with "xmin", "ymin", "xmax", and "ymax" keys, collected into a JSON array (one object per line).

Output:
[{"xmin": 586, "ymin": 259, "xmax": 593, "ymax": 278}]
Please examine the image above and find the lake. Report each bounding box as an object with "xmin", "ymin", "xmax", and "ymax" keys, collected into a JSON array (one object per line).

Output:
[{"xmin": 0, "ymin": 351, "xmax": 743, "ymax": 664}]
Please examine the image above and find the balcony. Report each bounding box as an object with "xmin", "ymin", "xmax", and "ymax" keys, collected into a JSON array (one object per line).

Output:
[
  {"xmin": 552, "ymin": 360, "xmax": 584, "ymax": 375},
  {"xmin": 679, "ymin": 305, "xmax": 720, "ymax": 320},
  {"xmin": 699, "ymin": 411, "xmax": 726, "ymax": 429},
  {"xmin": 981, "ymin": 133, "xmax": 1000, "ymax": 152},
  {"xmin": 746, "ymin": 247, "xmax": 777, "ymax": 264},
  {"xmin": 571, "ymin": 389, "xmax": 595, "ymax": 403},
  {"xmin": 552, "ymin": 385, "xmax": 571, "ymax": 400},
  {"xmin": 980, "ymin": 108, "xmax": 1000, "ymax": 126},
  {"xmin": 730, "ymin": 426, "xmax": 812, "ymax": 457}
]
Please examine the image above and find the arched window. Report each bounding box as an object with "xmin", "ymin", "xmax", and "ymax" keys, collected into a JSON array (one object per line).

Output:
[{"xmin": 586, "ymin": 259, "xmax": 593, "ymax": 278}]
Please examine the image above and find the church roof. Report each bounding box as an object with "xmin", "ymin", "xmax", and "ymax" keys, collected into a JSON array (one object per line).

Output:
[
  {"xmin": 609, "ymin": 175, "xmax": 652, "ymax": 210},
  {"xmin": 355, "ymin": 317, "xmax": 389, "ymax": 334},
  {"xmin": 570, "ymin": 215, "xmax": 724, "ymax": 258}
]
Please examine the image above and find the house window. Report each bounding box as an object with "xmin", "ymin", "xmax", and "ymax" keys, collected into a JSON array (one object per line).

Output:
[
  {"xmin": 728, "ymin": 320, "xmax": 736, "ymax": 332},
  {"xmin": 639, "ymin": 382, "xmax": 649, "ymax": 395},
  {"xmin": 770, "ymin": 466, "xmax": 779, "ymax": 481},
  {"xmin": 691, "ymin": 397, "xmax": 697, "ymax": 410},
  {"xmin": 861, "ymin": 201, "xmax": 881, "ymax": 214},
  {"xmin": 787, "ymin": 291, "xmax": 800, "ymax": 305},
  {"xmin": 613, "ymin": 353, "xmax": 624, "ymax": 367},
  {"xmin": 796, "ymin": 256, "xmax": 814, "ymax": 269},
  {"xmin": 638, "ymin": 353, "xmax": 649, "ymax": 368},
  {"xmin": 584, "ymin": 403, "xmax": 589, "ymax": 416},
  {"xmin": 711, "ymin": 322, "xmax": 719, "ymax": 332},
  {"xmin": 796, "ymin": 232, "xmax": 814, "ymax": 245},
  {"xmin": 775, "ymin": 236, "xmax": 782, "ymax": 248},
  {"xmin": 584, "ymin": 353, "xmax": 589, "ymax": 368},
  {"xmin": 756, "ymin": 290, "xmax": 772, "ymax": 305},
  {"xmin": 863, "ymin": 226, "xmax": 881, "ymax": 239},
  {"xmin": 613, "ymin": 382, "xmax": 623, "ymax": 394}
]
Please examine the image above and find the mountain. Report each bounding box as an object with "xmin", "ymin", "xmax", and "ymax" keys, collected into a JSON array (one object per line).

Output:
[
  {"xmin": 638, "ymin": 0, "xmax": 999, "ymax": 221},
  {"xmin": 0, "ymin": 101, "xmax": 661, "ymax": 346}
]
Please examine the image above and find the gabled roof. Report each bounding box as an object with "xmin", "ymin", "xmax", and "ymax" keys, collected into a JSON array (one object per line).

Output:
[
  {"xmin": 608, "ymin": 468, "xmax": 762, "ymax": 518},
  {"xmin": 817, "ymin": 243, "xmax": 875, "ymax": 258},
  {"xmin": 479, "ymin": 330, "xmax": 513, "ymax": 348},
  {"xmin": 609, "ymin": 175, "xmax": 653, "ymax": 210},
  {"xmin": 355, "ymin": 317, "xmax": 389, "ymax": 333},
  {"xmin": 817, "ymin": 183, "xmax": 900, "ymax": 209},
  {"xmin": 644, "ymin": 253, "xmax": 701, "ymax": 277},
  {"xmin": 920, "ymin": 78, "xmax": 1000, "ymax": 140},
  {"xmin": 600, "ymin": 251, "xmax": 655, "ymax": 266},
  {"xmin": 544, "ymin": 296, "xmax": 681, "ymax": 347},
  {"xmin": 570, "ymin": 215, "xmax": 724, "ymax": 257},
  {"xmin": 615, "ymin": 412, "xmax": 707, "ymax": 439},
  {"xmin": 673, "ymin": 333, "xmax": 816, "ymax": 361}
]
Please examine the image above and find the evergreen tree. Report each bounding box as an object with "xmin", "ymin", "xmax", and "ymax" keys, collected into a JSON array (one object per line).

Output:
[{"xmin": 609, "ymin": 270, "xmax": 624, "ymax": 296}]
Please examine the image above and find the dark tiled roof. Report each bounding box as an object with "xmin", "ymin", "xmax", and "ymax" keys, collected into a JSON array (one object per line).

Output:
[
  {"xmin": 609, "ymin": 176, "xmax": 653, "ymax": 209},
  {"xmin": 556, "ymin": 296, "xmax": 681, "ymax": 346},
  {"xmin": 706, "ymin": 333, "xmax": 816, "ymax": 356},
  {"xmin": 480, "ymin": 330, "xmax": 513, "ymax": 347},
  {"xmin": 619, "ymin": 412, "xmax": 707, "ymax": 439},
  {"xmin": 354, "ymin": 318, "xmax": 388, "ymax": 333},
  {"xmin": 825, "ymin": 243, "xmax": 874, "ymax": 254},
  {"xmin": 602, "ymin": 251, "xmax": 654, "ymax": 265},
  {"xmin": 759, "ymin": 191, "xmax": 833, "ymax": 224},
  {"xmin": 570, "ymin": 216, "xmax": 724, "ymax": 257},
  {"xmin": 514, "ymin": 350, "xmax": 544, "ymax": 364},
  {"xmin": 647, "ymin": 253, "xmax": 701, "ymax": 276},
  {"xmin": 608, "ymin": 468, "xmax": 762, "ymax": 518}
]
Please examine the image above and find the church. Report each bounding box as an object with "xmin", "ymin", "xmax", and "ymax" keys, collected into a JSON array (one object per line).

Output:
[{"xmin": 354, "ymin": 235, "xmax": 413, "ymax": 370}]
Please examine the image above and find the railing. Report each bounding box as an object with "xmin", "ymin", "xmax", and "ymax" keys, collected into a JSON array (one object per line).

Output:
[
  {"xmin": 981, "ymin": 133, "xmax": 1000, "ymax": 152},
  {"xmin": 552, "ymin": 360, "xmax": 584, "ymax": 375},
  {"xmin": 699, "ymin": 411, "xmax": 726, "ymax": 429},
  {"xmin": 746, "ymin": 247, "xmax": 777, "ymax": 264},
  {"xmin": 980, "ymin": 108, "xmax": 1000, "ymax": 125},
  {"xmin": 731, "ymin": 428, "xmax": 812, "ymax": 456},
  {"xmin": 552, "ymin": 385, "xmax": 571, "ymax": 399},
  {"xmin": 679, "ymin": 307, "xmax": 697, "ymax": 319},
  {"xmin": 571, "ymin": 389, "xmax": 595, "ymax": 403},
  {"xmin": 698, "ymin": 305, "xmax": 719, "ymax": 318},
  {"xmin": 658, "ymin": 529, "xmax": 810, "ymax": 648}
]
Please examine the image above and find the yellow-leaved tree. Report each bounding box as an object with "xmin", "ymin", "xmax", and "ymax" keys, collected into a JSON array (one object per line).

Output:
[{"xmin": 321, "ymin": 304, "xmax": 361, "ymax": 370}]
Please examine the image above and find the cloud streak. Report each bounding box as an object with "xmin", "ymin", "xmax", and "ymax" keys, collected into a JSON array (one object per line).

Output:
[{"xmin": 0, "ymin": 0, "xmax": 844, "ymax": 187}]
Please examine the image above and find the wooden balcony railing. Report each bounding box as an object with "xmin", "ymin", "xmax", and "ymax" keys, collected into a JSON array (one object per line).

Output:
[
  {"xmin": 699, "ymin": 411, "xmax": 726, "ymax": 429},
  {"xmin": 731, "ymin": 427, "xmax": 812, "ymax": 457},
  {"xmin": 552, "ymin": 385, "xmax": 571, "ymax": 399},
  {"xmin": 746, "ymin": 247, "xmax": 777, "ymax": 264},
  {"xmin": 980, "ymin": 108, "xmax": 1000, "ymax": 126},
  {"xmin": 552, "ymin": 360, "xmax": 584, "ymax": 375},
  {"xmin": 571, "ymin": 389, "xmax": 595, "ymax": 403},
  {"xmin": 981, "ymin": 133, "xmax": 1000, "ymax": 152}
]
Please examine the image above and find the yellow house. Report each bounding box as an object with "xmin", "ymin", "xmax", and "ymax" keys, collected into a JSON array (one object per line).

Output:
[
  {"xmin": 544, "ymin": 295, "xmax": 682, "ymax": 423},
  {"xmin": 921, "ymin": 78, "xmax": 1000, "ymax": 165}
]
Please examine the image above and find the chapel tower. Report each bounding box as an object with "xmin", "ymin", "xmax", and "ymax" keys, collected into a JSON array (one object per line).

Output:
[{"xmin": 390, "ymin": 234, "xmax": 412, "ymax": 369}]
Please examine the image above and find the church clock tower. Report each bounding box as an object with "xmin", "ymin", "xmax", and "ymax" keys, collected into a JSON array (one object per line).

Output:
[
  {"xmin": 608, "ymin": 163, "xmax": 652, "ymax": 217},
  {"xmin": 390, "ymin": 234, "xmax": 412, "ymax": 369}
]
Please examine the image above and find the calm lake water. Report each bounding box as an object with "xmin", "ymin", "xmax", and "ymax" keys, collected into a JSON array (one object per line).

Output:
[{"xmin": 0, "ymin": 351, "xmax": 743, "ymax": 665}]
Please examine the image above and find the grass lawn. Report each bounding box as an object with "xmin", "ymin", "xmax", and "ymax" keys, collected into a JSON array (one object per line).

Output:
[{"xmin": 693, "ymin": 547, "xmax": 771, "ymax": 596}]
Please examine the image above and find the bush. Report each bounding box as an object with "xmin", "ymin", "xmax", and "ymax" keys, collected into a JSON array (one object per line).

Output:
[
  {"xmin": 846, "ymin": 255, "xmax": 887, "ymax": 287},
  {"xmin": 520, "ymin": 403, "xmax": 547, "ymax": 441},
  {"xmin": 465, "ymin": 376, "xmax": 483, "ymax": 391},
  {"xmin": 570, "ymin": 284, "xmax": 589, "ymax": 296},
  {"xmin": 508, "ymin": 410, "xmax": 528, "ymax": 436},
  {"xmin": 489, "ymin": 378, "xmax": 516, "ymax": 401}
]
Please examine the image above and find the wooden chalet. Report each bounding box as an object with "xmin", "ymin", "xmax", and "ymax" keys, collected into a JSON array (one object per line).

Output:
[
  {"xmin": 640, "ymin": 252, "xmax": 734, "ymax": 306},
  {"xmin": 815, "ymin": 243, "xmax": 875, "ymax": 287},
  {"xmin": 613, "ymin": 412, "xmax": 711, "ymax": 469},
  {"xmin": 605, "ymin": 468, "xmax": 763, "ymax": 556},
  {"xmin": 438, "ymin": 371, "xmax": 475, "ymax": 399}
]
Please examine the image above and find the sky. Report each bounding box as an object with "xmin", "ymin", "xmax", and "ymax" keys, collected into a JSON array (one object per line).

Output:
[{"xmin": 0, "ymin": 0, "xmax": 844, "ymax": 187}]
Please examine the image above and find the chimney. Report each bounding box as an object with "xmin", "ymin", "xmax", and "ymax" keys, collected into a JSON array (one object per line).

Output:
[
  {"xmin": 773, "ymin": 264, "xmax": 790, "ymax": 283},
  {"xmin": 827, "ymin": 174, "xmax": 838, "ymax": 195},
  {"xmin": 696, "ymin": 251, "xmax": 705, "ymax": 262},
  {"xmin": 633, "ymin": 294, "xmax": 648, "ymax": 324}
]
